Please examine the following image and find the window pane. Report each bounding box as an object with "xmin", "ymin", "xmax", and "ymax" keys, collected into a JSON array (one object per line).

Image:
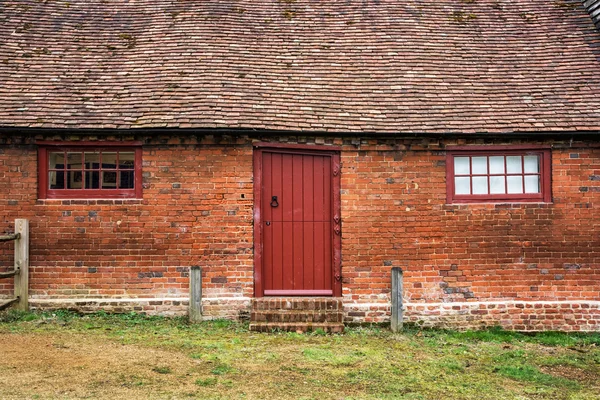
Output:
[
  {"xmin": 507, "ymin": 176, "xmax": 523, "ymax": 193},
  {"xmin": 49, "ymin": 152, "xmax": 65, "ymax": 169},
  {"xmin": 524, "ymin": 156, "xmax": 539, "ymax": 173},
  {"xmin": 66, "ymin": 152, "xmax": 82, "ymax": 170},
  {"xmin": 472, "ymin": 157, "xmax": 488, "ymax": 175},
  {"xmin": 454, "ymin": 157, "xmax": 470, "ymax": 175},
  {"xmin": 102, "ymin": 152, "xmax": 117, "ymax": 169},
  {"xmin": 119, "ymin": 171, "xmax": 135, "ymax": 189},
  {"xmin": 489, "ymin": 156, "xmax": 505, "ymax": 174},
  {"xmin": 102, "ymin": 171, "xmax": 117, "ymax": 189},
  {"xmin": 119, "ymin": 152, "xmax": 135, "ymax": 169},
  {"xmin": 490, "ymin": 176, "xmax": 505, "ymax": 194},
  {"xmin": 506, "ymin": 156, "xmax": 522, "ymax": 173},
  {"xmin": 472, "ymin": 176, "xmax": 488, "ymax": 194},
  {"xmin": 524, "ymin": 175, "xmax": 540, "ymax": 193},
  {"xmin": 85, "ymin": 152, "xmax": 100, "ymax": 169},
  {"xmin": 49, "ymin": 171, "xmax": 64, "ymax": 189},
  {"xmin": 455, "ymin": 177, "xmax": 470, "ymax": 195},
  {"xmin": 85, "ymin": 171, "xmax": 100, "ymax": 189},
  {"xmin": 67, "ymin": 171, "xmax": 83, "ymax": 189}
]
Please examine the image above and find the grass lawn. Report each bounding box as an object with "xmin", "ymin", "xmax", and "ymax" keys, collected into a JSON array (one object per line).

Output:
[{"xmin": 0, "ymin": 310, "xmax": 599, "ymax": 399}]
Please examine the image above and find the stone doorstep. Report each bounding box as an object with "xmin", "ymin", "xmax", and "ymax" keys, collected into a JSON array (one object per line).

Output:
[{"xmin": 249, "ymin": 322, "xmax": 345, "ymax": 334}]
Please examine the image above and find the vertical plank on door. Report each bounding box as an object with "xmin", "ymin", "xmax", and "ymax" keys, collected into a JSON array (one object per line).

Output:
[
  {"xmin": 323, "ymin": 221, "xmax": 332, "ymax": 289},
  {"xmin": 271, "ymin": 153, "xmax": 283, "ymax": 290},
  {"xmin": 303, "ymin": 155, "xmax": 315, "ymax": 289},
  {"xmin": 313, "ymin": 156, "xmax": 325, "ymax": 287},
  {"xmin": 292, "ymin": 155, "xmax": 304, "ymax": 289},
  {"xmin": 262, "ymin": 152, "xmax": 273, "ymax": 291},
  {"xmin": 323, "ymin": 156, "xmax": 333, "ymax": 289}
]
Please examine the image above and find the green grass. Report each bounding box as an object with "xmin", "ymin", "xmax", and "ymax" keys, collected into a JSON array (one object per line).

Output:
[
  {"xmin": 494, "ymin": 364, "xmax": 580, "ymax": 389},
  {"xmin": 151, "ymin": 366, "xmax": 172, "ymax": 374},
  {"xmin": 1, "ymin": 310, "xmax": 599, "ymax": 399}
]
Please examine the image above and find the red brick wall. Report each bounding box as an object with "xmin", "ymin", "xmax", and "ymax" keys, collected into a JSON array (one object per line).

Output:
[
  {"xmin": 0, "ymin": 134, "xmax": 598, "ymax": 330},
  {"xmin": 338, "ymin": 137, "xmax": 599, "ymax": 330},
  {"xmin": 0, "ymin": 135, "xmax": 254, "ymax": 318}
]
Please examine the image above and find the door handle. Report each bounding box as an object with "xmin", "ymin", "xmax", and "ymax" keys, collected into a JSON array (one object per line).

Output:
[{"xmin": 270, "ymin": 196, "xmax": 279, "ymax": 208}]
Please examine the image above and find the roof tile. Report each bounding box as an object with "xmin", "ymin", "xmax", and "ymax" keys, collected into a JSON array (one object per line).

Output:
[{"xmin": 0, "ymin": 0, "xmax": 599, "ymax": 133}]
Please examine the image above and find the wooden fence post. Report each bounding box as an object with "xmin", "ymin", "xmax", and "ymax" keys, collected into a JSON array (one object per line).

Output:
[
  {"xmin": 13, "ymin": 219, "xmax": 29, "ymax": 311},
  {"xmin": 189, "ymin": 266, "xmax": 202, "ymax": 323},
  {"xmin": 391, "ymin": 267, "xmax": 403, "ymax": 332}
]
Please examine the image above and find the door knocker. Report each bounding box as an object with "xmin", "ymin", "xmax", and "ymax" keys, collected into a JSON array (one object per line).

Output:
[{"xmin": 270, "ymin": 195, "xmax": 279, "ymax": 208}]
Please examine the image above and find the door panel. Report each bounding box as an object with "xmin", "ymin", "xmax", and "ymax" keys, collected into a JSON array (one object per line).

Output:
[{"xmin": 260, "ymin": 151, "xmax": 335, "ymax": 296}]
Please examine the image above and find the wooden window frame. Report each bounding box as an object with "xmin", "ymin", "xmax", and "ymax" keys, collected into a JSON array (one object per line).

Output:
[
  {"xmin": 37, "ymin": 141, "xmax": 143, "ymax": 199},
  {"xmin": 446, "ymin": 145, "xmax": 551, "ymax": 204}
]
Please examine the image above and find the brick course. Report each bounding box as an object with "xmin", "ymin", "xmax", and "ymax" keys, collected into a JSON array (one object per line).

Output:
[{"xmin": 1, "ymin": 134, "xmax": 598, "ymax": 330}]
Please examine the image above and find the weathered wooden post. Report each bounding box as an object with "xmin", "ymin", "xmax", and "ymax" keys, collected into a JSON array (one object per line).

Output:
[
  {"xmin": 189, "ymin": 266, "xmax": 202, "ymax": 322},
  {"xmin": 391, "ymin": 267, "xmax": 403, "ymax": 332},
  {"xmin": 13, "ymin": 219, "xmax": 29, "ymax": 311}
]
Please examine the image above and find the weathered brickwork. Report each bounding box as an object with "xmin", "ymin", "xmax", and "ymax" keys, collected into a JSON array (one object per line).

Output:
[
  {"xmin": 344, "ymin": 302, "xmax": 600, "ymax": 331},
  {"xmin": 1, "ymin": 134, "xmax": 598, "ymax": 330},
  {"xmin": 0, "ymin": 134, "xmax": 255, "ymax": 313}
]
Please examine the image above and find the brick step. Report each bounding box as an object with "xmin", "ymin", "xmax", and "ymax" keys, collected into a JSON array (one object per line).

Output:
[
  {"xmin": 252, "ymin": 310, "xmax": 343, "ymax": 323},
  {"xmin": 252, "ymin": 297, "xmax": 343, "ymax": 311},
  {"xmin": 250, "ymin": 297, "xmax": 345, "ymax": 333},
  {"xmin": 249, "ymin": 322, "xmax": 344, "ymax": 334}
]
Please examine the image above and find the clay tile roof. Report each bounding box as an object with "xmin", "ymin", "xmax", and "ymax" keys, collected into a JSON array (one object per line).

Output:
[{"xmin": 0, "ymin": 0, "xmax": 599, "ymax": 134}]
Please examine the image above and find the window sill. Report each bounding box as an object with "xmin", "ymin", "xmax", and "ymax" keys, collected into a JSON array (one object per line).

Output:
[{"xmin": 443, "ymin": 202, "xmax": 552, "ymax": 208}]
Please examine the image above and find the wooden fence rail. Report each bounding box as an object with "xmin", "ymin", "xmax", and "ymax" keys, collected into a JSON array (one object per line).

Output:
[{"xmin": 0, "ymin": 219, "xmax": 29, "ymax": 311}]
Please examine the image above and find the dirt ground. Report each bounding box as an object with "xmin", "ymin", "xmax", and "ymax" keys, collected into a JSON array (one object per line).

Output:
[
  {"xmin": 2, "ymin": 318, "xmax": 599, "ymax": 400},
  {"xmin": 0, "ymin": 333, "xmax": 207, "ymax": 399}
]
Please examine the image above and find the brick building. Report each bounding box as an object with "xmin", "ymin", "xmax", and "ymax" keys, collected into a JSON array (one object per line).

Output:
[{"xmin": 1, "ymin": 0, "xmax": 599, "ymax": 331}]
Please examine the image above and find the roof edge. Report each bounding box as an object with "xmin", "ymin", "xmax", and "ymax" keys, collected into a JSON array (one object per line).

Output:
[{"xmin": 1, "ymin": 127, "xmax": 600, "ymax": 139}]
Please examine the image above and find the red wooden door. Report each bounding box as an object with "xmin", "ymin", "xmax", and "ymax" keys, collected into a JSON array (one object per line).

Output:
[{"xmin": 254, "ymin": 146, "xmax": 341, "ymax": 297}]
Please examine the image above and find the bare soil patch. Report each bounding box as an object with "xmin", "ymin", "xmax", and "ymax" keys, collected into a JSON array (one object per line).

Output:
[{"xmin": 0, "ymin": 332, "xmax": 201, "ymax": 399}]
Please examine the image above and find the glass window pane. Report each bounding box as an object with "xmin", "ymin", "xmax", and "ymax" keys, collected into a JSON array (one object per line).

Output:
[
  {"xmin": 86, "ymin": 171, "xmax": 100, "ymax": 189},
  {"xmin": 507, "ymin": 176, "xmax": 523, "ymax": 194},
  {"xmin": 524, "ymin": 175, "xmax": 540, "ymax": 193},
  {"xmin": 102, "ymin": 152, "xmax": 117, "ymax": 169},
  {"xmin": 524, "ymin": 156, "xmax": 539, "ymax": 173},
  {"xmin": 472, "ymin": 176, "xmax": 488, "ymax": 194},
  {"xmin": 67, "ymin": 171, "xmax": 83, "ymax": 189},
  {"xmin": 119, "ymin": 171, "xmax": 135, "ymax": 189},
  {"xmin": 84, "ymin": 152, "xmax": 100, "ymax": 169},
  {"xmin": 490, "ymin": 176, "xmax": 505, "ymax": 194},
  {"xmin": 506, "ymin": 156, "xmax": 522, "ymax": 173},
  {"xmin": 66, "ymin": 152, "xmax": 82, "ymax": 170},
  {"xmin": 454, "ymin": 157, "xmax": 470, "ymax": 175},
  {"xmin": 455, "ymin": 177, "xmax": 470, "ymax": 195},
  {"xmin": 102, "ymin": 171, "xmax": 117, "ymax": 189},
  {"xmin": 489, "ymin": 156, "xmax": 505, "ymax": 174},
  {"xmin": 49, "ymin": 152, "xmax": 65, "ymax": 169},
  {"xmin": 472, "ymin": 157, "xmax": 488, "ymax": 175},
  {"xmin": 119, "ymin": 152, "xmax": 135, "ymax": 169},
  {"xmin": 49, "ymin": 171, "xmax": 64, "ymax": 189}
]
